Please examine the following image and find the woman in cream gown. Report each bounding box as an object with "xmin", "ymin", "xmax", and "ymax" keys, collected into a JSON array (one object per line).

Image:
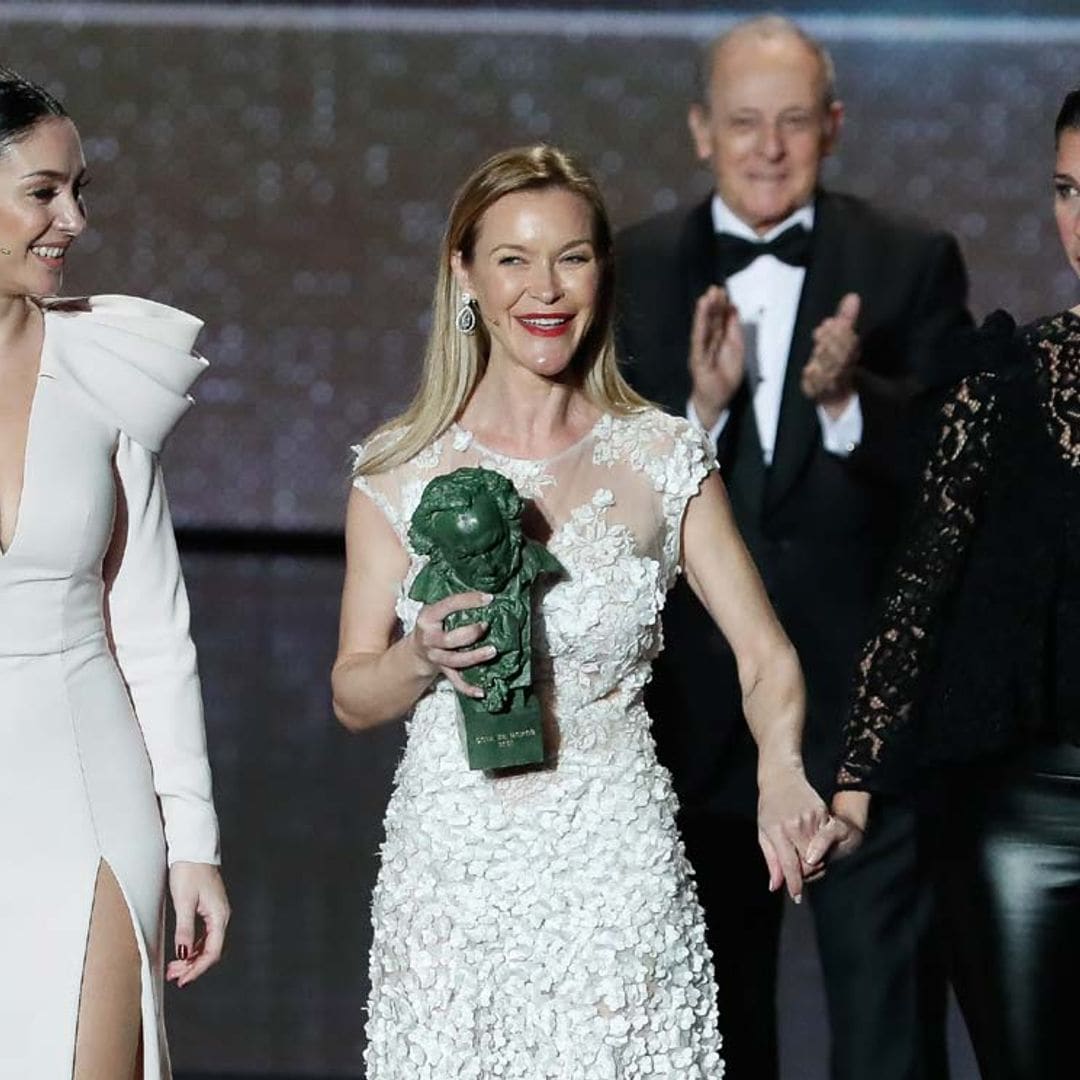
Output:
[{"xmin": 0, "ymin": 71, "xmax": 228, "ymax": 1077}]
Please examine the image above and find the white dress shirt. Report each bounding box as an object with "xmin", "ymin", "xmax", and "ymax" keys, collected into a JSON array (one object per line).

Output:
[{"xmin": 687, "ymin": 195, "xmax": 862, "ymax": 463}]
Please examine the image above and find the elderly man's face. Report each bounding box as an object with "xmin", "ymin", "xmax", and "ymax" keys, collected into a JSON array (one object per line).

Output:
[{"xmin": 689, "ymin": 35, "xmax": 842, "ymax": 235}]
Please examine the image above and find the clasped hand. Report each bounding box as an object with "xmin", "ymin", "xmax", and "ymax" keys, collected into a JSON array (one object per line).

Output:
[{"xmin": 757, "ymin": 765, "xmax": 864, "ymax": 902}]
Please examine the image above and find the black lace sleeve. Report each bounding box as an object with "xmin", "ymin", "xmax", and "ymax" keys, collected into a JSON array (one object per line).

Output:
[{"xmin": 837, "ymin": 373, "xmax": 1003, "ymax": 790}]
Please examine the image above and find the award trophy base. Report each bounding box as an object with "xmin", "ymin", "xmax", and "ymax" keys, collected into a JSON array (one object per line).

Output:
[{"xmin": 457, "ymin": 687, "xmax": 545, "ymax": 771}]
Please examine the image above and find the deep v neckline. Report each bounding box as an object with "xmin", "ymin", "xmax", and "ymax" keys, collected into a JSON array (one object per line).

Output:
[{"xmin": 0, "ymin": 311, "xmax": 49, "ymax": 559}]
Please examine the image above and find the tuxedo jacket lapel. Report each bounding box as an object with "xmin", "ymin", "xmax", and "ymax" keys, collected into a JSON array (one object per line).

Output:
[
  {"xmin": 682, "ymin": 198, "xmax": 717, "ymax": 323},
  {"xmin": 766, "ymin": 193, "xmax": 848, "ymax": 512}
]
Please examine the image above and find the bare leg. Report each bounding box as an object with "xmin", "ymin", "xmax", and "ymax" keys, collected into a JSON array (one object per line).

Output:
[{"xmin": 73, "ymin": 861, "xmax": 142, "ymax": 1080}]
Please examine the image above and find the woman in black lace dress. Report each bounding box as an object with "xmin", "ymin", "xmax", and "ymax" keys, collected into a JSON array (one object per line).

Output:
[{"xmin": 821, "ymin": 91, "xmax": 1080, "ymax": 1080}]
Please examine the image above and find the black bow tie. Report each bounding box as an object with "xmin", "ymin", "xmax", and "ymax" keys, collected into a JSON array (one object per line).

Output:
[{"xmin": 715, "ymin": 223, "xmax": 812, "ymax": 279}]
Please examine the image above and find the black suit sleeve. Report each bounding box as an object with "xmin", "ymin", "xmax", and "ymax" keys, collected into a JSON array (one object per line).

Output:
[
  {"xmin": 614, "ymin": 215, "xmax": 697, "ymax": 419},
  {"xmin": 850, "ymin": 232, "xmax": 972, "ymax": 486}
]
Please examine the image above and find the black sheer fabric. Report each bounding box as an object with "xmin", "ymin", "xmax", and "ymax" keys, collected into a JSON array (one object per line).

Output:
[{"xmin": 839, "ymin": 309, "xmax": 1080, "ymax": 791}]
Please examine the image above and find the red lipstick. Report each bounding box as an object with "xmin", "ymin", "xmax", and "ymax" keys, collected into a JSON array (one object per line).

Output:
[{"xmin": 515, "ymin": 313, "xmax": 574, "ymax": 338}]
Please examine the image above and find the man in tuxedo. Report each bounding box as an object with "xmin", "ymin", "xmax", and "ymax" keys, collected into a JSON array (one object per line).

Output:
[{"xmin": 616, "ymin": 16, "xmax": 971, "ymax": 1080}]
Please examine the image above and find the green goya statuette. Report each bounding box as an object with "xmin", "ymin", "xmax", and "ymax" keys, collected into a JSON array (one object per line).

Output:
[{"xmin": 408, "ymin": 467, "xmax": 563, "ymax": 771}]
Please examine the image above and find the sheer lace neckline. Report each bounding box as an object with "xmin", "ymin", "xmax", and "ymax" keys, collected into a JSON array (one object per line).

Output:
[{"xmin": 450, "ymin": 413, "xmax": 611, "ymax": 464}]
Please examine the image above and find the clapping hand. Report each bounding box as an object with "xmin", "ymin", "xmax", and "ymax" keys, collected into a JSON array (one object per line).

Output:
[
  {"xmin": 689, "ymin": 285, "xmax": 745, "ymax": 429},
  {"xmin": 801, "ymin": 292, "xmax": 861, "ymax": 416}
]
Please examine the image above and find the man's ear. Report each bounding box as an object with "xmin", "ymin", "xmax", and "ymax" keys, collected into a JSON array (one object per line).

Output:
[
  {"xmin": 687, "ymin": 103, "xmax": 713, "ymax": 163},
  {"xmin": 821, "ymin": 100, "xmax": 845, "ymax": 157},
  {"xmin": 451, "ymin": 249, "xmax": 473, "ymax": 295}
]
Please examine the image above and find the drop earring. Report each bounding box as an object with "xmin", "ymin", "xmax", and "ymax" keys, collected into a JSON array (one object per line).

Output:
[{"xmin": 455, "ymin": 293, "xmax": 477, "ymax": 336}]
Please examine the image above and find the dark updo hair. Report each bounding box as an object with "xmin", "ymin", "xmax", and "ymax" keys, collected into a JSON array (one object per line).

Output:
[
  {"xmin": 1055, "ymin": 89, "xmax": 1080, "ymax": 147},
  {"xmin": 0, "ymin": 67, "xmax": 67, "ymax": 156}
]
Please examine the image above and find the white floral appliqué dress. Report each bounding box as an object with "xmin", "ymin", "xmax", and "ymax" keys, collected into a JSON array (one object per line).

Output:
[{"xmin": 353, "ymin": 409, "xmax": 724, "ymax": 1079}]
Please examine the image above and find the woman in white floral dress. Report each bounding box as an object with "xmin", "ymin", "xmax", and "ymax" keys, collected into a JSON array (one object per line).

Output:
[{"xmin": 333, "ymin": 145, "xmax": 850, "ymax": 1079}]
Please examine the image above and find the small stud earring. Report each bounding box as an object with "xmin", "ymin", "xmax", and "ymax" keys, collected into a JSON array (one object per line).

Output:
[
  {"xmin": 455, "ymin": 293, "xmax": 477, "ymax": 335},
  {"xmin": 0, "ymin": 247, "xmax": 11, "ymax": 256}
]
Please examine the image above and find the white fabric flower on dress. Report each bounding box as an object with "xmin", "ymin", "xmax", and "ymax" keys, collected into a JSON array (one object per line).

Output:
[{"xmin": 354, "ymin": 409, "xmax": 724, "ymax": 1079}]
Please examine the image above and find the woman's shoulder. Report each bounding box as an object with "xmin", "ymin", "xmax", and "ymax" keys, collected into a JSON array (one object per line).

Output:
[
  {"xmin": 930, "ymin": 309, "xmax": 1029, "ymax": 406},
  {"xmin": 350, "ymin": 423, "xmax": 452, "ymax": 492},
  {"xmin": 604, "ymin": 407, "xmax": 716, "ymax": 493},
  {"xmin": 1020, "ymin": 307, "xmax": 1080, "ymax": 344},
  {"xmin": 1019, "ymin": 308, "xmax": 1080, "ymax": 381},
  {"xmin": 608, "ymin": 405, "xmax": 701, "ymax": 445},
  {"xmin": 956, "ymin": 307, "xmax": 1080, "ymax": 401},
  {"xmin": 42, "ymin": 294, "xmax": 208, "ymax": 452}
]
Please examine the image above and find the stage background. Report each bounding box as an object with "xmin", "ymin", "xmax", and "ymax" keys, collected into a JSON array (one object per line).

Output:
[
  {"xmin": 4, "ymin": 2, "xmax": 1077, "ymax": 1075},
  {"xmin": 6, "ymin": 1, "xmax": 1079, "ymax": 532}
]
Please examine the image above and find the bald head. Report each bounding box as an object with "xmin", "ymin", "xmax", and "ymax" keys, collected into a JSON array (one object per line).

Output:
[{"xmin": 699, "ymin": 17, "xmax": 836, "ymax": 113}]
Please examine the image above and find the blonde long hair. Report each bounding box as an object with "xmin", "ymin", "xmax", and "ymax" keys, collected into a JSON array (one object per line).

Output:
[{"xmin": 355, "ymin": 144, "xmax": 648, "ymax": 476}]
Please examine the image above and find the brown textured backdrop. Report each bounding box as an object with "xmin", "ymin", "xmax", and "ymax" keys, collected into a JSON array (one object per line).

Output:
[{"xmin": 4, "ymin": 13, "xmax": 1079, "ymax": 530}]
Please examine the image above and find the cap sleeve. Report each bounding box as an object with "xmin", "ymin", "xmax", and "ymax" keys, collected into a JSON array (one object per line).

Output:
[
  {"xmin": 349, "ymin": 429, "xmax": 413, "ymax": 543},
  {"xmin": 658, "ymin": 415, "xmax": 716, "ymax": 586},
  {"xmin": 599, "ymin": 410, "xmax": 716, "ymax": 588}
]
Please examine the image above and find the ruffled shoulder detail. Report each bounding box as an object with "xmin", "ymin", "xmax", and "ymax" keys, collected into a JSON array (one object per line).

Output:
[{"xmin": 41, "ymin": 294, "xmax": 208, "ymax": 452}]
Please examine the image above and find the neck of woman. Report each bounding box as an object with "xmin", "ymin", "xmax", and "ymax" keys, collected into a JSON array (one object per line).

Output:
[
  {"xmin": 459, "ymin": 366, "xmax": 596, "ymax": 458},
  {"xmin": 0, "ymin": 294, "xmax": 39, "ymax": 354}
]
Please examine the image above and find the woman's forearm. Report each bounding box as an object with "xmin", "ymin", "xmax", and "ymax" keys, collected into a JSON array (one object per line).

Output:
[
  {"xmin": 332, "ymin": 633, "xmax": 436, "ymax": 730},
  {"xmin": 739, "ymin": 641, "xmax": 807, "ymax": 778}
]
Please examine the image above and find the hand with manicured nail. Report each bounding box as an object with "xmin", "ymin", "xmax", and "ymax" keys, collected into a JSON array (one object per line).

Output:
[
  {"xmin": 407, "ymin": 590, "xmax": 497, "ymax": 699},
  {"xmin": 755, "ymin": 761, "xmax": 832, "ymax": 904},
  {"xmin": 165, "ymin": 861, "xmax": 230, "ymax": 988}
]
